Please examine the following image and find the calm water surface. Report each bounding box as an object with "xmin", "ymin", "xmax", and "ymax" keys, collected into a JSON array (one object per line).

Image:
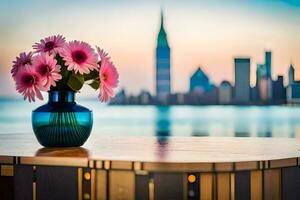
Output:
[{"xmin": 0, "ymin": 99, "xmax": 300, "ymax": 138}]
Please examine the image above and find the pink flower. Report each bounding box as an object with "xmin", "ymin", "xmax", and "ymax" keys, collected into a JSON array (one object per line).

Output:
[
  {"xmin": 97, "ymin": 47, "xmax": 119, "ymax": 102},
  {"xmin": 11, "ymin": 52, "xmax": 33, "ymax": 79},
  {"xmin": 33, "ymin": 35, "xmax": 66, "ymax": 55},
  {"xmin": 32, "ymin": 53, "xmax": 62, "ymax": 91},
  {"xmin": 60, "ymin": 41, "xmax": 98, "ymax": 74},
  {"xmin": 15, "ymin": 65, "xmax": 44, "ymax": 102}
]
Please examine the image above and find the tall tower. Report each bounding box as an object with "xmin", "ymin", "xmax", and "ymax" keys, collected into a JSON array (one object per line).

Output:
[
  {"xmin": 156, "ymin": 10, "xmax": 171, "ymax": 101},
  {"xmin": 264, "ymin": 51, "xmax": 272, "ymax": 100},
  {"xmin": 234, "ymin": 58, "xmax": 250, "ymax": 104},
  {"xmin": 265, "ymin": 51, "xmax": 272, "ymax": 79},
  {"xmin": 288, "ymin": 64, "xmax": 295, "ymax": 86}
]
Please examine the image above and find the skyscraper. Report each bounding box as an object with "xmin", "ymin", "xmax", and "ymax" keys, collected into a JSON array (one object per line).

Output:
[
  {"xmin": 156, "ymin": 10, "xmax": 171, "ymax": 101},
  {"xmin": 265, "ymin": 51, "xmax": 272, "ymax": 79},
  {"xmin": 272, "ymin": 75, "xmax": 286, "ymax": 104},
  {"xmin": 288, "ymin": 64, "xmax": 295, "ymax": 86},
  {"xmin": 256, "ymin": 63, "xmax": 270, "ymax": 102},
  {"xmin": 287, "ymin": 64, "xmax": 299, "ymax": 104},
  {"xmin": 256, "ymin": 64, "xmax": 266, "ymax": 87},
  {"xmin": 263, "ymin": 51, "xmax": 273, "ymax": 101},
  {"xmin": 234, "ymin": 58, "xmax": 250, "ymax": 104}
]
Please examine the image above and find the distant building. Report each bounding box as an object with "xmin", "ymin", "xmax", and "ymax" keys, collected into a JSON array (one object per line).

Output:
[
  {"xmin": 259, "ymin": 77, "xmax": 269, "ymax": 102},
  {"xmin": 287, "ymin": 64, "xmax": 299, "ymax": 104},
  {"xmin": 253, "ymin": 64, "xmax": 266, "ymax": 102},
  {"xmin": 287, "ymin": 82, "xmax": 300, "ymax": 104},
  {"xmin": 256, "ymin": 64, "xmax": 266, "ymax": 88},
  {"xmin": 218, "ymin": 81, "xmax": 232, "ymax": 104},
  {"xmin": 109, "ymin": 89, "xmax": 127, "ymax": 105},
  {"xmin": 256, "ymin": 64, "xmax": 267, "ymax": 102},
  {"xmin": 251, "ymin": 86, "xmax": 259, "ymax": 103},
  {"xmin": 187, "ymin": 86, "xmax": 218, "ymax": 105},
  {"xmin": 138, "ymin": 90, "xmax": 152, "ymax": 105},
  {"xmin": 234, "ymin": 58, "xmax": 250, "ymax": 104},
  {"xmin": 272, "ymin": 76, "xmax": 286, "ymax": 104},
  {"xmin": 128, "ymin": 95, "xmax": 139, "ymax": 105},
  {"xmin": 288, "ymin": 64, "xmax": 295, "ymax": 86},
  {"xmin": 189, "ymin": 67, "xmax": 213, "ymax": 94},
  {"xmin": 168, "ymin": 93, "xmax": 185, "ymax": 105},
  {"xmin": 265, "ymin": 51, "xmax": 272, "ymax": 79},
  {"xmin": 156, "ymin": 10, "xmax": 171, "ymax": 102},
  {"xmin": 266, "ymin": 78, "xmax": 273, "ymax": 101},
  {"xmin": 255, "ymin": 51, "xmax": 273, "ymax": 103},
  {"xmin": 265, "ymin": 51, "xmax": 273, "ymax": 100}
]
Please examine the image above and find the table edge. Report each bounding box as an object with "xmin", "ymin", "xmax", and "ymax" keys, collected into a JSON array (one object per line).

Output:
[{"xmin": 1, "ymin": 155, "xmax": 299, "ymax": 172}]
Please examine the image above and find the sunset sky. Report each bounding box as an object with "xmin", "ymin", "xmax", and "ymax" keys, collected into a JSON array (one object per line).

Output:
[{"xmin": 0, "ymin": 0, "xmax": 300, "ymax": 98}]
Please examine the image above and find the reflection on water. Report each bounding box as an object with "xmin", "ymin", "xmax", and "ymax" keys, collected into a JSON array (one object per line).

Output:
[
  {"xmin": 155, "ymin": 106, "xmax": 171, "ymax": 138},
  {"xmin": 155, "ymin": 107, "xmax": 170, "ymax": 159},
  {"xmin": 235, "ymin": 132, "xmax": 251, "ymax": 137},
  {"xmin": 0, "ymin": 99, "xmax": 300, "ymax": 138}
]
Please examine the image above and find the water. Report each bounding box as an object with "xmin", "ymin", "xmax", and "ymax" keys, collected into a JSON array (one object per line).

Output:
[{"xmin": 1, "ymin": 99, "xmax": 300, "ymax": 138}]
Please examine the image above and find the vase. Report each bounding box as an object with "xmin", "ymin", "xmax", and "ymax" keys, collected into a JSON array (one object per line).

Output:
[{"xmin": 32, "ymin": 90, "xmax": 93, "ymax": 147}]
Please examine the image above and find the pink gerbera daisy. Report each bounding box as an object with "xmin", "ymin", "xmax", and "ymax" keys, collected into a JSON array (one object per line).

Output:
[
  {"xmin": 33, "ymin": 35, "xmax": 66, "ymax": 55},
  {"xmin": 15, "ymin": 65, "xmax": 44, "ymax": 102},
  {"xmin": 11, "ymin": 52, "xmax": 33, "ymax": 79},
  {"xmin": 97, "ymin": 47, "xmax": 119, "ymax": 102},
  {"xmin": 60, "ymin": 41, "xmax": 98, "ymax": 74},
  {"xmin": 32, "ymin": 53, "xmax": 62, "ymax": 91}
]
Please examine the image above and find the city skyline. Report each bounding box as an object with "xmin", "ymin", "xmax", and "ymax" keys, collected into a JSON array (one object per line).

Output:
[{"xmin": 0, "ymin": 0, "xmax": 300, "ymax": 98}]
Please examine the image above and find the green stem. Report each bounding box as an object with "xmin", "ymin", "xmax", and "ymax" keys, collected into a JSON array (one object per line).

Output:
[
  {"xmin": 65, "ymin": 71, "xmax": 72, "ymax": 85},
  {"xmin": 64, "ymin": 71, "xmax": 72, "ymax": 90}
]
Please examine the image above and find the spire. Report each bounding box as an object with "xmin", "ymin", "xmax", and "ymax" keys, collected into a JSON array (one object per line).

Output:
[
  {"xmin": 160, "ymin": 9, "xmax": 164, "ymax": 29},
  {"xmin": 289, "ymin": 63, "xmax": 295, "ymax": 73},
  {"xmin": 157, "ymin": 9, "xmax": 169, "ymax": 48},
  {"xmin": 289, "ymin": 63, "xmax": 295, "ymax": 85}
]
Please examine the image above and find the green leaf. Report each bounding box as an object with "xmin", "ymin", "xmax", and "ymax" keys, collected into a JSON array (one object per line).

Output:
[
  {"xmin": 60, "ymin": 66, "xmax": 69, "ymax": 80},
  {"xmin": 54, "ymin": 66, "xmax": 69, "ymax": 90},
  {"xmin": 53, "ymin": 54, "xmax": 69, "ymax": 90},
  {"xmin": 67, "ymin": 73, "xmax": 84, "ymax": 91},
  {"xmin": 83, "ymin": 70, "xmax": 99, "ymax": 81},
  {"xmin": 89, "ymin": 80, "xmax": 100, "ymax": 90},
  {"xmin": 55, "ymin": 54, "xmax": 66, "ymax": 67}
]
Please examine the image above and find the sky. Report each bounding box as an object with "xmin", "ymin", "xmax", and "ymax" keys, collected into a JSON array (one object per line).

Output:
[{"xmin": 0, "ymin": 0, "xmax": 300, "ymax": 98}]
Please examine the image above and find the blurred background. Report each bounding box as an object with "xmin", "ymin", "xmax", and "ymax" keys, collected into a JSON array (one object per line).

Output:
[{"xmin": 1, "ymin": 0, "xmax": 300, "ymax": 138}]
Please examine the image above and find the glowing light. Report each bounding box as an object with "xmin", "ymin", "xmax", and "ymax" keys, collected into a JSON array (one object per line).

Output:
[
  {"xmin": 188, "ymin": 174, "xmax": 196, "ymax": 183},
  {"xmin": 84, "ymin": 172, "xmax": 91, "ymax": 180}
]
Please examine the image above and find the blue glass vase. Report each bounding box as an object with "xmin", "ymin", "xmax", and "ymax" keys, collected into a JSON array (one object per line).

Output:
[{"xmin": 32, "ymin": 90, "xmax": 93, "ymax": 147}]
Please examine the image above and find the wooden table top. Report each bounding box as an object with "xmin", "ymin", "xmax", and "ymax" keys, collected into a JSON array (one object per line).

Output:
[{"xmin": 1, "ymin": 134, "xmax": 300, "ymax": 171}]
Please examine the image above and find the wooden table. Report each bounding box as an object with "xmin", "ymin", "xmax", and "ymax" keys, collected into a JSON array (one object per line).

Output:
[{"xmin": 1, "ymin": 134, "xmax": 300, "ymax": 200}]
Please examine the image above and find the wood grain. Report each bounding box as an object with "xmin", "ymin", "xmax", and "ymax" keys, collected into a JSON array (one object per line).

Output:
[
  {"xmin": 217, "ymin": 173, "xmax": 230, "ymax": 200},
  {"xmin": 109, "ymin": 170, "xmax": 135, "ymax": 200},
  {"xmin": 250, "ymin": 170, "xmax": 262, "ymax": 200},
  {"xmin": 200, "ymin": 173, "xmax": 213, "ymax": 200},
  {"xmin": 96, "ymin": 170, "xmax": 107, "ymax": 200},
  {"xmin": 264, "ymin": 169, "xmax": 281, "ymax": 200}
]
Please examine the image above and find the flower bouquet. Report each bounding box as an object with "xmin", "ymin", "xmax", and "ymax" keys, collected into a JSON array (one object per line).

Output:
[{"xmin": 11, "ymin": 35, "xmax": 119, "ymax": 147}]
